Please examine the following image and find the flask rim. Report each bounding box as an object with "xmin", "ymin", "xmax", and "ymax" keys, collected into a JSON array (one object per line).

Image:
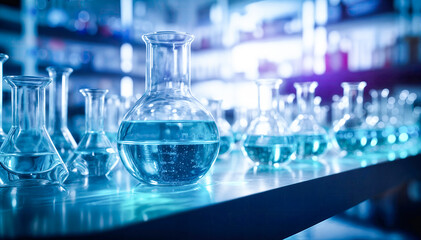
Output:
[
  {"xmin": 142, "ymin": 31, "xmax": 194, "ymax": 45},
  {"xmin": 4, "ymin": 75, "xmax": 51, "ymax": 87},
  {"xmin": 46, "ymin": 66, "xmax": 73, "ymax": 74},
  {"xmin": 79, "ymin": 88, "xmax": 109, "ymax": 96}
]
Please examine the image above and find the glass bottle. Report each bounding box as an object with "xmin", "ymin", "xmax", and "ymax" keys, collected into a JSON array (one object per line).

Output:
[
  {"xmin": 243, "ymin": 79, "xmax": 296, "ymax": 167},
  {"xmin": 290, "ymin": 82, "xmax": 329, "ymax": 160},
  {"xmin": 46, "ymin": 67, "xmax": 77, "ymax": 160},
  {"xmin": 231, "ymin": 107, "xmax": 249, "ymax": 144},
  {"xmin": 334, "ymin": 81, "xmax": 372, "ymax": 155},
  {"xmin": 0, "ymin": 54, "xmax": 9, "ymax": 145},
  {"xmin": 67, "ymin": 89, "xmax": 118, "ymax": 177},
  {"xmin": 207, "ymin": 99, "xmax": 234, "ymax": 157},
  {"xmin": 117, "ymin": 31, "xmax": 219, "ymax": 186},
  {"xmin": 0, "ymin": 76, "xmax": 68, "ymax": 186}
]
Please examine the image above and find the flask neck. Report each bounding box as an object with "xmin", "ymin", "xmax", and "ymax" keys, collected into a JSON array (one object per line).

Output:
[
  {"xmin": 342, "ymin": 82, "xmax": 366, "ymax": 117},
  {"xmin": 144, "ymin": 42, "xmax": 191, "ymax": 94},
  {"xmin": 257, "ymin": 79, "xmax": 281, "ymax": 116},
  {"xmin": 12, "ymin": 86, "xmax": 46, "ymax": 130},
  {"xmin": 0, "ymin": 61, "xmax": 5, "ymax": 132},
  {"xmin": 81, "ymin": 89, "xmax": 107, "ymax": 133},
  {"xmin": 295, "ymin": 82, "xmax": 317, "ymax": 115},
  {"xmin": 47, "ymin": 67, "xmax": 72, "ymax": 132},
  {"xmin": 208, "ymin": 99, "xmax": 223, "ymax": 120}
]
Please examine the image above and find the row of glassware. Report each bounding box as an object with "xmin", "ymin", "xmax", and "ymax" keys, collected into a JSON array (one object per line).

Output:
[{"xmin": 0, "ymin": 31, "xmax": 419, "ymax": 188}]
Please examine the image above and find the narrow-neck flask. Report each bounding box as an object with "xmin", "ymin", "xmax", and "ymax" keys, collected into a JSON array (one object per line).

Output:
[
  {"xmin": 0, "ymin": 54, "xmax": 9, "ymax": 144},
  {"xmin": 290, "ymin": 82, "xmax": 329, "ymax": 160},
  {"xmin": 208, "ymin": 99, "xmax": 234, "ymax": 157},
  {"xmin": 232, "ymin": 107, "xmax": 249, "ymax": 144},
  {"xmin": 243, "ymin": 79, "xmax": 296, "ymax": 167},
  {"xmin": 334, "ymin": 81, "xmax": 372, "ymax": 154},
  {"xmin": 67, "ymin": 89, "xmax": 118, "ymax": 177},
  {"xmin": 117, "ymin": 31, "xmax": 219, "ymax": 186},
  {"xmin": 46, "ymin": 67, "xmax": 77, "ymax": 160},
  {"xmin": 0, "ymin": 76, "xmax": 68, "ymax": 186}
]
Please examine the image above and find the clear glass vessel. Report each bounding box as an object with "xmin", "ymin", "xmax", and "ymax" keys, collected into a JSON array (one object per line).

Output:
[
  {"xmin": 117, "ymin": 31, "xmax": 219, "ymax": 186},
  {"xmin": 67, "ymin": 89, "xmax": 118, "ymax": 177},
  {"xmin": 334, "ymin": 81, "xmax": 372, "ymax": 155},
  {"xmin": 207, "ymin": 99, "xmax": 234, "ymax": 157},
  {"xmin": 105, "ymin": 94, "xmax": 121, "ymax": 145},
  {"xmin": 0, "ymin": 54, "xmax": 9, "ymax": 144},
  {"xmin": 0, "ymin": 76, "xmax": 68, "ymax": 186},
  {"xmin": 46, "ymin": 67, "xmax": 77, "ymax": 160},
  {"xmin": 232, "ymin": 107, "xmax": 249, "ymax": 144},
  {"xmin": 290, "ymin": 82, "xmax": 329, "ymax": 160},
  {"xmin": 243, "ymin": 79, "xmax": 296, "ymax": 166}
]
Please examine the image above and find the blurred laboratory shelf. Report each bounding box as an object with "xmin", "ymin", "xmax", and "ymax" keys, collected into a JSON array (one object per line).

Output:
[{"xmin": 1, "ymin": 146, "xmax": 421, "ymax": 239}]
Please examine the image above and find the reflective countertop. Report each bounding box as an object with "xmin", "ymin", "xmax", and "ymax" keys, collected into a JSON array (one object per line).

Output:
[{"xmin": 1, "ymin": 146, "xmax": 420, "ymax": 239}]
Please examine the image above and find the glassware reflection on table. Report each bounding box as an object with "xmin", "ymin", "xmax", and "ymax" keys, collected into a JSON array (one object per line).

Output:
[
  {"xmin": 231, "ymin": 107, "xmax": 249, "ymax": 144},
  {"xmin": 207, "ymin": 99, "xmax": 234, "ymax": 157},
  {"xmin": 67, "ymin": 89, "xmax": 118, "ymax": 177},
  {"xmin": 0, "ymin": 54, "xmax": 9, "ymax": 145},
  {"xmin": 290, "ymin": 82, "xmax": 329, "ymax": 161},
  {"xmin": 0, "ymin": 76, "xmax": 69, "ymax": 186},
  {"xmin": 243, "ymin": 78, "xmax": 296, "ymax": 167},
  {"xmin": 334, "ymin": 81, "xmax": 373, "ymax": 155},
  {"xmin": 46, "ymin": 66, "xmax": 78, "ymax": 161},
  {"xmin": 117, "ymin": 31, "xmax": 219, "ymax": 186}
]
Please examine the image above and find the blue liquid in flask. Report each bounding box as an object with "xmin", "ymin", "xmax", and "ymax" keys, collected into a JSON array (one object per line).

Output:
[
  {"xmin": 219, "ymin": 135, "xmax": 234, "ymax": 156},
  {"xmin": 118, "ymin": 120, "xmax": 219, "ymax": 185},
  {"xmin": 243, "ymin": 135, "xmax": 296, "ymax": 165},
  {"xmin": 294, "ymin": 134, "xmax": 329, "ymax": 159},
  {"xmin": 335, "ymin": 129, "xmax": 372, "ymax": 153}
]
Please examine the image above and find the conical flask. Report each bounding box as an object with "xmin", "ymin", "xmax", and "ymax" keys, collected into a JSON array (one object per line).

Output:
[
  {"xmin": 0, "ymin": 76, "xmax": 68, "ymax": 186},
  {"xmin": 207, "ymin": 99, "xmax": 234, "ymax": 157},
  {"xmin": 117, "ymin": 31, "xmax": 219, "ymax": 186},
  {"xmin": 243, "ymin": 79, "xmax": 296, "ymax": 167},
  {"xmin": 0, "ymin": 53, "xmax": 9, "ymax": 145},
  {"xmin": 290, "ymin": 82, "xmax": 329, "ymax": 160},
  {"xmin": 46, "ymin": 67, "xmax": 77, "ymax": 160},
  {"xmin": 67, "ymin": 89, "xmax": 118, "ymax": 177}
]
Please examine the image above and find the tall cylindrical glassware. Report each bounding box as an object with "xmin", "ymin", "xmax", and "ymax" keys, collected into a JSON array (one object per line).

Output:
[
  {"xmin": 46, "ymin": 67, "xmax": 77, "ymax": 160},
  {"xmin": 0, "ymin": 54, "xmax": 9, "ymax": 144}
]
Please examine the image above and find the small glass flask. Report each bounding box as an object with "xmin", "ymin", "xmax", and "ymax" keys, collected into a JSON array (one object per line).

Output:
[
  {"xmin": 334, "ymin": 81, "xmax": 372, "ymax": 155},
  {"xmin": 232, "ymin": 107, "xmax": 249, "ymax": 144},
  {"xmin": 207, "ymin": 99, "xmax": 234, "ymax": 157},
  {"xmin": 290, "ymin": 82, "xmax": 329, "ymax": 160},
  {"xmin": 117, "ymin": 31, "xmax": 219, "ymax": 186},
  {"xmin": 67, "ymin": 89, "xmax": 118, "ymax": 177},
  {"xmin": 46, "ymin": 67, "xmax": 77, "ymax": 160},
  {"xmin": 243, "ymin": 79, "xmax": 296, "ymax": 166},
  {"xmin": 0, "ymin": 76, "xmax": 68, "ymax": 186},
  {"xmin": 0, "ymin": 54, "xmax": 9, "ymax": 144}
]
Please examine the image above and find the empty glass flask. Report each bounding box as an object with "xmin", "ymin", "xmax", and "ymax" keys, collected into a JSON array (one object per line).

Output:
[
  {"xmin": 290, "ymin": 82, "xmax": 329, "ymax": 160},
  {"xmin": 0, "ymin": 76, "xmax": 68, "ymax": 186},
  {"xmin": 232, "ymin": 107, "xmax": 249, "ymax": 144},
  {"xmin": 334, "ymin": 82, "xmax": 372, "ymax": 155},
  {"xmin": 46, "ymin": 67, "xmax": 77, "ymax": 160},
  {"xmin": 0, "ymin": 54, "xmax": 9, "ymax": 145},
  {"xmin": 117, "ymin": 31, "xmax": 219, "ymax": 186},
  {"xmin": 67, "ymin": 89, "xmax": 118, "ymax": 177},
  {"xmin": 207, "ymin": 99, "xmax": 234, "ymax": 157},
  {"xmin": 243, "ymin": 79, "xmax": 296, "ymax": 167}
]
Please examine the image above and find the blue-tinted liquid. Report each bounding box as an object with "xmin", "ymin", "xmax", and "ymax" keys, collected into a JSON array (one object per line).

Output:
[
  {"xmin": 243, "ymin": 135, "xmax": 296, "ymax": 165},
  {"xmin": 233, "ymin": 131, "xmax": 244, "ymax": 143},
  {"xmin": 294, "ymin": 134, "xmax": 329, "ymax": 159},
  {"xmin": 335, "ymin": 129, "xmax": 372, "ymax": 153},
  {"xmin": 219, "ymin": 135, "xmax": 234, "ymax": 156},
  {"xmin": 118, "ymin": 120, "xmax": 219, "ymax": 185}
]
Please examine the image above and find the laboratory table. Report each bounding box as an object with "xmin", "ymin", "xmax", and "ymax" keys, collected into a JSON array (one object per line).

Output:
[{"xmin": 1, "ymin": 147, "xmax": 421, "ymax": 239}]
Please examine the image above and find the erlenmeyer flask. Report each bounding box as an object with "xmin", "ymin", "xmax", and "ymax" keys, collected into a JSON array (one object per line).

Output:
[
  {"xmin": 232, "ymin": 107, "xmax": 249, "ymax": 144},
  {"xmin": 0, "ymin": 54, "xmax": 9, "ymax": 144},
  {"xmin": 243, "ymin": 79, "xmax": 296, "ymax": 166},
  {"xmin": 67, "ymin": 89, "xmax": 118, "ymax": 177},
  {"xmin": 117, "ymin": 31, "xmax": 219, "ymax": 186},
  {"xmin": 207, "ymin": 99, "xmax": 234, "ymax": 157},
  {"xmin": 290, "ymin": 82, "xmax": 329, "ymax": 160},
  {"xmin": 0, "ymin": 76, "xmax": 68, "ymax": 186},
  {"xmin": 46, "ymin": 67, "xmax": 77, "ymax": 160},
  {"xmin": 334, "ymin": 81, "xmax": 372, "ymax": 155}
]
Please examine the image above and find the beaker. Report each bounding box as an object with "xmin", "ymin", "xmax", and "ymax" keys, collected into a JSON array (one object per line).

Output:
[
  {"xmin": 207, "ymin": 99, "xmax": 234, "ymax": 157},
  {"xmin": 117, "ymin": 31, "xmax": 219, "ymax": 186},
  {"xmin": 290, "ymin": 82, "xmax": 329, "ymax": 160},
  {"xmin": 243, "ymin": 79, "xmax": 296, "ymax": 166},
  {"xmin": 67, "ymin": 89, "xmax": 118, "ymax": 177},
  {"xmin": 0, "ymin": 54, "xmax": 9, "ymax": 145},
  {"xmin": 0, "ymin": 76, "xmax": 68, "ymax": 186},
  {"xmin": 232, "ymin": 107, "xmax": 249, "ymax": 144},
  {"xmin": 46, "ymin": 67, "xmax": 77, "ymax": 160},
  {"xmin": 334, "ymin": 81, "xmax": 372, "ymax": 155}
]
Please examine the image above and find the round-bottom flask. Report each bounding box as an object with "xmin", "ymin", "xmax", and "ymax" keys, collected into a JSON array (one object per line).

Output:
[
  {"xmin": 67, "ymin": 89, "xmax": 118, "ymax": 177},
  {"xmin": 243, "ymin": 79, "xmax": 296, "ymax": 166},
  {"xmin": 0, "ymin": 76, "xmax": 69, "ymax": 186},
  {"xmin": 117, "ymin": 31, "xmax": 219, "ymax": 185},
  {"xmin": 208, "ymin": 99, "xmax": 234, "ymax": 157},
  {"xmin": 290, "ymin": 82, "xmax": 329, "ymax": 160}
]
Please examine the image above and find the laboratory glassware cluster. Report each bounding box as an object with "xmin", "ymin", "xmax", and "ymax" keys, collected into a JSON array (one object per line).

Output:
[{"xmin": 0, "ymin": 31, "xmax": 420, "ymax": 187}]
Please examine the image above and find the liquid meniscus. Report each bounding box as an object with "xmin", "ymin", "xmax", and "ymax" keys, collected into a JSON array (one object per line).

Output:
[{"xmin": 243, "ymin": 135, "xmax": 296, "ymax": 165}]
